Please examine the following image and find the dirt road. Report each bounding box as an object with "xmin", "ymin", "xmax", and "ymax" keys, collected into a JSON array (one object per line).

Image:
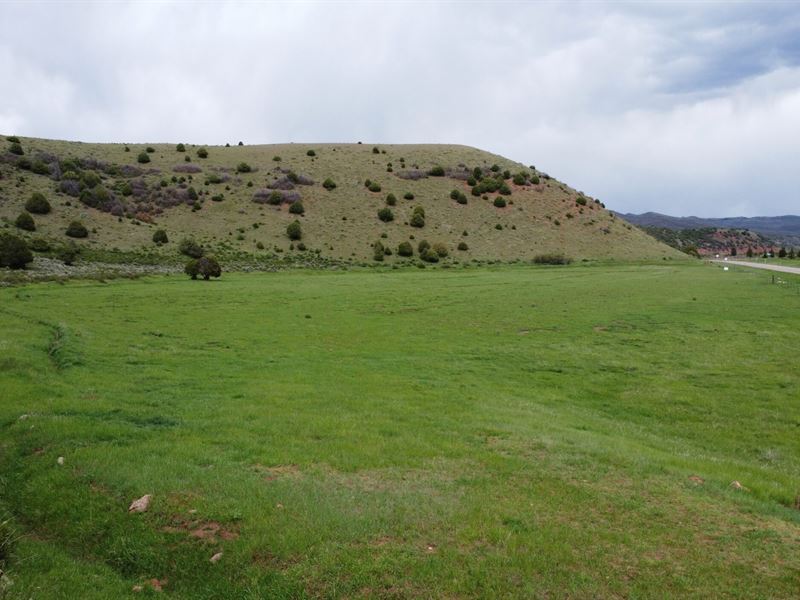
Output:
[{"xmin": 711, "ymin": 260, "xmax": 800, "ymax": 275}]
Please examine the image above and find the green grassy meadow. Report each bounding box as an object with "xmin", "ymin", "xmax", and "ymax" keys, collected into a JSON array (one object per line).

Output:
[{"xmin": 1, "ymin": 263, "xmax": 799, "ymax": 598}]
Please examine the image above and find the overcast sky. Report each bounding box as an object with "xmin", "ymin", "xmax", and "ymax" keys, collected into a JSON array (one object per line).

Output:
[{"xmin": 1, "ymin": 1, "xmax": 798, "ymax": 217}]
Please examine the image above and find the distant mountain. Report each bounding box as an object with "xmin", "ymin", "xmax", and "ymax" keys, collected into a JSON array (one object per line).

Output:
[
  {"xmin": 617, "ymin": 212, "xmax": 800, "ymax": 246},
  {"xmin": 639, "ymin": 226, "xmax": 773, "ymax": 257}
]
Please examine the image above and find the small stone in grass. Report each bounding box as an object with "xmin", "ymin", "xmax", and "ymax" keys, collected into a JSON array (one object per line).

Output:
[
  {"xmin": 57, "ymin": 456, "xmax": 65, "ymax": 466},
  {"xmin": 210, "ymin": 552, "xmax": 223, "ymax": 563},
  {"xmin": 129, "ymin": 494, "xmax": 152, "ymax": 513}
]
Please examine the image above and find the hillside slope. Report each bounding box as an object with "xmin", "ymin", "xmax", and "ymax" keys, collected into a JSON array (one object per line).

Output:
[
  {"xmin": 640, "ymin": 226, "xmax": 774, "ymax": 256},
  {"xmin": 0, "ymin": 136, "xmax": 681, "ymax": 263},
  {"xmin": 619, "ymin": 212, "xmax": 800, "ymax": 247}
]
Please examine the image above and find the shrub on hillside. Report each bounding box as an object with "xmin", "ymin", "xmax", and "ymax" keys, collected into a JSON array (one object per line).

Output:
[
  {"xmin": 433, "ymin": 242, "xmax": 448, "ymax": 258},
  {"xmin": 81, "ymin": 171, "xmax": 102, "ymax": 189},
  {"xmin": 0, "ymin": 233, "xmax": 33, "ymax": 269},
  {"xmin": 289, "ymin": 201, "xmax": 305, "ymax": 215},
  {"xmin": 137, "ymin": 152, "xmax": 150, "ymax": 164},
  {"xmin": 404, "ymin": 192, "xmax": 414, "ymax": 200},
  {"xmin": 428, "ymin": 165, "xmax": 445, "ymax": 177},
  {"xmin": 397, "ymin": 241, "xmax": 413, "ymax": 256},
  {"xmin": 59, "ymin": 179, "xmax": 81, "ymax": 197},
  {"xmin": 9, "ymin": 142, "xmax": 23, "ymax": 155},
  {"xmin": 368, "ymin": 182, "xmax": 382, "ymax": 193},
  {"xmin": 6, "ymin": 135, "xmax": 20, "ymax": 143},
  {"xmin": 396, "ymin": 170, "xmax": 427, "ymax": 181},
  {"xmin": 65, "ymin": 221, "xmax": 88, "ymax": 238},
  {"xmin": 197, "ymin": 147, "xmax": 209, "ymax": 159},
  {"xmin": 306, "ymin": 149, "xmax": 316, "ymax": 156},
  {"xmin": 378, "ymin": 207, "xmax": 394, "ymax": 222},
  {"xmin": 25, "ymin": 192, "xmax": 51, "ymax": 214},
  {"xmin": 372, "ymin": 146, "xmax": 380, "ymax": 154},
  {"xmin": 15, "ymin": 212, "xmax": 35, "ymax": 231},
  {"xmin": 450, "ymin": 189, "xmax": 467, "ymax": 204},
  {"xmin": 513, "ymin": 173, "xmax": 526, "ymax": 185},
  {"xmin": 323, "ymin": 178, "xmax": 337, "ymax": 190},
  {"xmin": 29, "ymin": 238, "xmax": 50, "ymax": 252},
  {"xmin": 386, "ymin": 193, "xmax": 397, "ymax": 206},
  {"xmin": 185, "ymin": 256, "xmax": 221, "ymax": 280},
  {"xmin": 533, "ymin": 253, "xmax": 572, "ymax": 265},
  {"xmin": 418, "ymin": 240, "xmax": 431, "ymax": 254},
  {"xmin": 373, "ymin": 240, "xmax": 385, "ymax": 262},
  {"xmin": 236, "ymin": 162, "xmax": 252, "ymax": 173},
  {"xmin": 493, "ymin": 197, "xmax": 507, "ymax": 208},
  {"xmin": 146, "ymin": 146, "xmax": 155, "ymax": 153},
  {"xmin": 56, "ymin": 242, "xmax": 80, "ymax": 265},
  {"xmin": 152, "ymin": 229, "xmax": 169, "ymax": 245},
  {"xmin": 287, "ymin": 220, "xmax": 302, "ymax": 240},
  {"xmin": 421, "ymin": 248, "xmax": 440, "ymax": 263},
  {"xmin": 576, "ymin": 196, "xmax": 587, "ymax": 206},
  {"xmin": 31, "ymin": 160, "xmax": 50, "ymax": 175},
  {"xmin": 176, "ymin": 143, "xmax": 186, "ymax": 152},
  {"xmin": 458, "ymin": 241, "xmax": 469, "ymax": 251},
  {"xmin": 409, "ymin": 206, "xmax": 425, "ymax": 228},
  {"xmin": 178, "ymin": 237, "xmax": 204, "ymax": 258}
]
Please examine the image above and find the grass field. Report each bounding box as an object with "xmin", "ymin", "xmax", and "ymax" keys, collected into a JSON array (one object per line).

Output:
[{"xmin": 1, "ymin": 263, "xmax": 799, "ymax": 598}]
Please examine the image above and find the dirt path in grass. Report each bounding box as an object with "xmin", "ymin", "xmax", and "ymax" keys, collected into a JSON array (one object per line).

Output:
[{"xmin": 711, "ymin": 260, "xmax": 800, "ymax": 276}]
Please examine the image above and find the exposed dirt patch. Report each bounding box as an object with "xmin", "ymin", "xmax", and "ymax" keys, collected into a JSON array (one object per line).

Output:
[
  {"xmin": 162, "ymin": 517, "xmax": 238, "ymax": 543},
  {"xmin": 369, "ymin": 535, "xmax": 396, "ymax": 548},
  {"xmin": 251, "ymin": 549, "xmax": 301, "ymax": 571},
  {"xmin": 688, "ymin": 475, "xmax": 705, "ymax": 485},
  {"xmin": 253, "ymin": 463, "xmax": 301, "ymax": 481}
]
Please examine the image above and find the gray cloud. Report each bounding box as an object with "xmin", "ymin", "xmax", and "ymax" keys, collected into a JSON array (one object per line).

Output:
[{"xmin": 1, "ymin": 1, "xmax": 798, "ymax": 217}]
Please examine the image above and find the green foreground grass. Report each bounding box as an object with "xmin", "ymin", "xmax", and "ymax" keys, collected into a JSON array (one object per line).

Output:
[{"xmin": 1, "ymin": 263, "xmax": 799, "ymax": 598}]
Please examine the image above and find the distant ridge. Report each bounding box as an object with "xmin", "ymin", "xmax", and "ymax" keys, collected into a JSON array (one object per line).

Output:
[{"xmin": 618, "ymin": 212, "xmax": 800, "ymax": 246}]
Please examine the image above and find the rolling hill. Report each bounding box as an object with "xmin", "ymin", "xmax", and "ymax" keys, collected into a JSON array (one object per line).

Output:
[
  {"xmin": 619, "ymin": 212, "xmax": 800, "ymax": 247},
  {"xmin": 0, "ymin": 136, "xmax": 681, "ymax": 265},
  {"xmin": 639, "ymin": 226, "xmax": 774, "ymax": 256}
]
